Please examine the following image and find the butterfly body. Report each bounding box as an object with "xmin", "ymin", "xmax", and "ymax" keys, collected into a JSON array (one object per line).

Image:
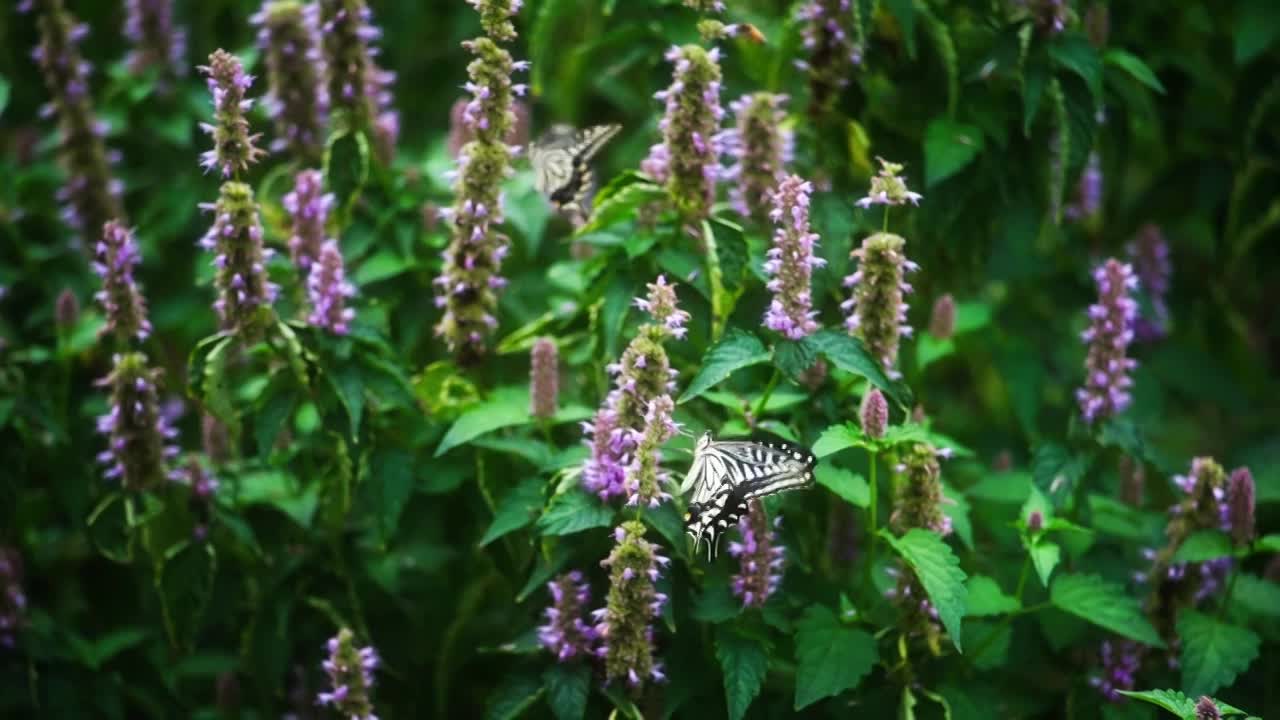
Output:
[
  {"xmin": 681, "ymin": 432, "xmax": 816, "ymax": 560},
  {"xmin": 529, "ymin": 124, "xmax": 621, "ymax": 216}
]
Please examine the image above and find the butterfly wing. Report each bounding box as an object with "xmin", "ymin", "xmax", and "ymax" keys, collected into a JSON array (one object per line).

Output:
[
  {"xmin": 685, "ymin": 485, "xmax": 749, "ymax": 561},
  {"xmin": 530, "ymin": 124, "xmax": 621, "ymax": 214}
]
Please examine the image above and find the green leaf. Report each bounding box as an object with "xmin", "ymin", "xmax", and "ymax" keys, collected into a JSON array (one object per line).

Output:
[
  {"xmin": 479, "ymin": 478, "xmax": 543, "ymax": 547},
  {"xmin": 1028, "ymin": 539, "xmax": 1061, "ymax": 587},
  {"xmin": 1253, "ymin": 533, "xmax": 1280, "ymax": 553},
  {"xmin": 324, "ymin": 128, "xmax": 370, "ymax": 221},
  {"xmin": 1049, "ymin": 35, "xmax": 1102, "ymax": 101},
  {"xmin": 1116, "ymin": 689, "xmax": 1196, "ymax": 716},
  {"xmin": 880, "ymin": 529, "xmax": 968, "ymax": 652},
  {"xmin": 1050, "ymin": 574, "xmax": 1164, "ymax": 648},
  {"xmin": 924, "ymin": 118, "xmax": 984, "ymax": 187},
  {"xmin": 1088, "ymin": 494, "xmax": 1165, "ymax": 543},
  {"xmin": 369, "ymin": 448, "xmax": 415, "ymax": 539},
  {"xmin": 1171, "ymin": 530, "xmax": 1233, "ymax": 565},
  {"xmin": 678, "ymin": 328, "xmax": 771, "ymax": 403},
  {"xmin": 87, "ymin": 492, "xmax": 133, "ymax": 563},
  {"xmin": 1230, "ymin": 573, "xmax": 1280, "ymax": 618},
  {"xmin": 965, "ymin": 575, "xmax": 1020, "ymax": 617},
  {"xmin": 156, "ymin": 542, "xmax": 216, "ymax": 651},
  {"xmin": 544, "ymin": 664, "xmax": 589, "ymax": 720},
  {"xmin": 693, "ymin": 573, "xmax": 741, "ymax": 623},
  {"xmin": 353, "ymin": 250, "xmax": 413, "ymax": 285},
  {"xmin": 1177, "ymin": 610, "xmax": 1260, "ymax": 698},
  {"xmin": 808, "ymin": 330, "xmax": 909, "ymax": 408},
  {"xmin": 814, "ymin": 463, "xmax": 870, "ymax": 508},
  {"xmin": 328, "ymin": 362, "xmax": 364, "ymax": 438},
  {"xmin": 237, "ymin": 470, "xmax": 319, "ymax": 529},
  {"xmin": 436, "ymin": 386, "xmax": 534, "ymax": 456},
  {"xmin": 793, "ymin": 605, "xmax": 878, "ymax": 710},
  {"xmin": 0, "ymin": 75, "xmax": 10, "ymax": 118},
  {"xmin": 812, "ymin": 423, "xmax": 868, "ymax": 458},
  {"xmin": 536, "ymin": 488, "xmax": 615, "ymax": 536},
  {"xmin": 485, "ymin": 672, "xmax": 544, "ymax": 720},
  {"xmin": 84, "ymin": 628, "xmax": 150, "ymax": 669},
  {"xmin": 577, "ymin": 181, "xmax": 665, "ymax": 234},
  {"xmin": 1234, "ymin": 0, "xmax": 1280, "ymax": 64},
  {"xmin": 716, "ymin": 629, "xmax": 769, "ymax": 720},
  {"xmin": 916, "ymin": 334, "xmax": 955, "ymax": 370},
  {"xmin": 1103, "ymin": 49, "xmax": 1165, "ymax": 93},
  {"xmin": 1032, "ymin": 442, "xmax": 1093, "ymax": 507},
  {"xmin": 773, "ymin": 337, "xmax": 819, "ymax": 381}
]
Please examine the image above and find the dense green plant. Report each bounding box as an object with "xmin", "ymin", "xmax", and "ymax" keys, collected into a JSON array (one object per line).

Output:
[{"xmin": 1, "ymin": 0, "xmax": 1278, "ymax": 718}]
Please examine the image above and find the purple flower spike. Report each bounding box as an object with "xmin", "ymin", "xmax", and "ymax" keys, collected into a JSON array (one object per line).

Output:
[
  {"xmin": 307, "ymin": 241, "xmax": 356, "ymax": 335},
  {"xmin": 198, "ymin": 50, "xmax": 266, "ymax": 178},
  {"xmin": 0, "ymin": 547, "xmax": 27, "ymax": 649},
  {"xmin": 25, "ymin": 0, "xmax": 125, "ymax": 241},
  {"xmin": 1227, "ymin": 466, "xmax": 1255, "ymax": 546},
  {"xmin": 643, "ymin": 45, "xmax": 724, "ymax": 223},
  {"xmin": 282, "ymin": 169, "xmax": 334, "ymax": 273},
  {"xmin": 1089, "ymin": 639, "xmax": 1142, "ymax": 702},
  {"xmin": 797, "ymin": 0, "xmax": 862, "ymax": 113},
  {"xmin": 929, "ymin": 294, "xmax": 956, "ymax": 340},
  {"xmin": 317, "ymin": 628, "xmax": 378, "ymax": 719},
  {"xmin": 860, "ymin": 387, "xmax": 887, "ymax": 439},
  {"xmin": 96, "ymin": 352, "xmax": 180, "ymax": 491},
  {"xmin": 253, "ymin": 1, "xmax": 329, "ymax": 163},
  {"xmin": 729, "ymin": 502, "xmax": 785, "ymax": 608},
  {"xmin": 468, "ymin": 0, "xmax": 520, "ymax": 43},
  {"xmin": 842, "ymin": 232, "xmax": 916, "ymax": 379},
  {"xmin": 583, "ymin": 408, "xmax": 633, "ymax": 502},
  {"xmin": 724, "ymin": 93, "xmax": 793, "ymax": 221},
  {"xmin": 596, "ymin": 522, "xmax": 667, "ymax": 689},
  {"xmin": 890, "ymin": 443, "xmax": 952, "ymax": 537},
  {"xmin": 763, "ymin": 175, "xmax": 824, "ymax": 339},
  {"xmin": 624, "ymin": 396, "xmax": 679, "ymax": 508},
  {"xmin": 319, "ymin": 0, "xmax": 398, "ymax": 162},
  {"xmin": 1065, "ymin": 151, "xmax": 1102, "ymax": 221},
  {"xmin": 856, "ymin": 157, "xmax": 923, "ymax": 209},
  {"xmin": 124, "ymin": 0, "xmax": 186, "ymax": 89},
  {"xmin": 538, "ymin": 571, "xmax": 596, "ymax": 662},
  {"xmin": 530, "ymin": 338, "xmax": 559, "ymax": 420},
  {"xmin": 94, "ymin": 221, "xmax": 153, "ymax": 343},
  {"xmin": 1127, "ymin": 223, "xmax": 1171, "ymax": 341},
  {"xmin": 682, "ymin": 0, "xmax": 725, "ymax": 12},
  {"xmin": 1076, "ymin": 259, "xmax": 1138, "ymax": 424},
  {"xmin": 200, "ymin": 182, "xmax": 278, "ymax": 337}
]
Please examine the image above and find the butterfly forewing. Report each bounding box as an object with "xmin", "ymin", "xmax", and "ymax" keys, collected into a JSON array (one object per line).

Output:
[{"xmin": 530, "ymin": 124, "xmax": 621, "ymax": 214}]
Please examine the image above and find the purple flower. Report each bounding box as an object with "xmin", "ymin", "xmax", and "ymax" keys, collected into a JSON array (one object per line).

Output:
[
  {"xmin": 317, "ymin": 628, "xmax": 378, "ymax": 720},
  {"xmin": 252, "ymin": 0, "xmax": 329, "ymax": 163},
  {"xmin": 595, "ymin": 522, "xmax": 668, "ymax": 689},
  {"xmin": 530, "ymin": 338, "xmax": 559, "ymax": 420},
  {"xmin": 448, "ymin": 96, "xmax": 530, "ymax": 159},
  {"xmin": 282, "ymin": 169, "xmax": 334, "ymax": 273},
  {"xmin": 1227, "ymin": 466, "xmax": 1255, "ymax": 546},
  {"xmin": 855, "ymin": 157, "xmax": 923, "ymax": 209},
  {"xmin": 1065, "ymin": 151, "xmax": 1102, "ymax": 221},
  {"xmin": 842, "ymin": 232, "xmax": 917, "ymax": 379},
  {"xmin": 24, "ymin": 0, "xmax": 125, "ymax": 241},
  {"xmin": 307, "ymin": 241, "xmax": 356, "ymax": 335},
  {"xmin": 1195, "ymin": 696, "xmax": 1222, "ymax": 720},
  {"xmin": 433, "ymin": 37, "xmax": 527, "ymax": 362},
  {"xmin": 634, "ymin": 275, "xmax": 691, "ymax": 341},
  {"xmin": 96, "ymin": 352, "xmax": 181, "ymax": 490},
  {"xmin": 928, "ymin": 293, "xmax": 955, "ymax": 340},
  {"xmin": 1089, "ymin": 639, "xmax": 1142, "ymax": 702},
  {"xmin": 0, "ymin": 547, "xmax": 26, "ymax": 649},
  {"xmin": 198, "ymin": 50, "xmax": 266, "ymax": 178},
  {"xmin": 625, "ymin": 396, "xmax": 679, "ymax": 508},
  {"xmin": 860, "ymin": 387, "xmax": 887, "ymax": 439},
  {"xmin": 796, "ymin": 0, "xmax": 862, "ymax": 113},
  {"xmin": 890, "ymin": 443, "xmax": 952, "ymax": 537},
  {"xmin": 682, "ymin": 0, "xmax": 725, "ymax": 12},
  {"xmin": 1076, "ymin": 259, "xmax": 1138, "ymax": 423},
  {"xmin": 123, "ymin": 0, "xmax": 186, "ymax": 88},
  {"xmin": 582, "ymin": 407, "xmax": 634, "ymax": 502},
  {"xmin": 199, "ymin": 182, "xmax": 279, "ymax": 337},
  {"xmin": 763, "ymin": 175, "xmax": 824, "ymax": 339},
  {"xmin": 1127, "ymin": 224, "xmax": 1171, "ymax": 341},
  {"xmin": 1016, "ymin": 0, "xmax": 1070, "ymax": 36},
  {"xmin": 184, "ymin": 458, "xmax": 221, "ymax": 542},
  {"xmin": 642, "ymin": 45, "xmax": 724, "ymax": 223},
  {"xmin": 537, "ymin": 571, "xmax": 596, "ymax": 662},
  {"xmin": 724, "ymin": 93, "xmax": 793, "ymax": 221},
  {"xmin": 468, "ymin": 0, "xmax": 520, "ymax": 43},
  {"xmin": 319, "ymin": 0, "xmax": 398, "ymax": 162},
  {"xmin": 1143, "ymin": 458, "xmax": 1235, "ymax": 615},
  {"xmin": 93, "ymin": 221, "xmax": 152, "ymax": 344},
  {"xmin": 55, "ymin": 288, "xmax": 80, "ymax": 331},
  {"xmin": 729, "ymin": 502, "xmax": 785, "ymax": 608}
]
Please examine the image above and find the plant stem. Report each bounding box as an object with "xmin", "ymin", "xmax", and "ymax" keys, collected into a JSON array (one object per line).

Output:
[
  {"xmin": 1219, "ymin": 567, "xmax": 1240, "ymax": 620},
  {"xmin": 753, "ymin": 368, "xmax": 782, "ymax": 421},
  {"xmin": 1015, "ymin": 554, "xmax": 1032, "ymax": 601},
  {"xmin": 867, "ymin": 450, "xmax": 879, "ymax": 583}
]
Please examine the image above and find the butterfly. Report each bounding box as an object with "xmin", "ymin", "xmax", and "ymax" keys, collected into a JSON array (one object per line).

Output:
[
  {"xmin": 529, "ymin": 124, "xmax": 622, "ymax": 217},
  {"xmin": 679, "ymin": 431, "xmax": 817, "ymax": 560}
]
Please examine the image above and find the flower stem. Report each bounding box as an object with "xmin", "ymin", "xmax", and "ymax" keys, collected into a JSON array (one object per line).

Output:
[
  {"xmin": 753, "ymin": 368, "xmax": 782, "ymax": 420},
  {"xmin": 1015, "ymin": 553, "xmax": 1032, "ymax": 602},
  {"xmin": 866, "ymin": 449, "xmax": 878, "ymax": 583}
]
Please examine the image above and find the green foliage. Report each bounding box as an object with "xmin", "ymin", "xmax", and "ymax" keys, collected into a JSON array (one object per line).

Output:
[
  {"xmin": 792, "ymin": 605, "xmax": 878, "ymax": 710},
  {"xmin": 1176, "ymin": 610, "xmax": 1261, "ymax": 699},
  {"xmin": 881, "ymin": 529, "xmax": 969, "ymax": 652},
  {"xmin": 1050, "ymin": 574, "xmax": 1164, "ymax": 648}
]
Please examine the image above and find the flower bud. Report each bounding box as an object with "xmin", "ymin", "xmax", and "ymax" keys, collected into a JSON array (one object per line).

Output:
[
  {"xmin": 859, "ymin": 387, "xmax": 887, "ymax": 439},
  {"xmin": 1228, "ymin": 467, "xmax": 1255, "ymax": 546},
  {"xmin": 529, "ymin": 337, "xmax": 559, "ymax": 420},
  {"xmin": 928, "ymin": 293, "xmax": 955, "ymax": 340},
  {"xmin": 55, "ymin": 288, "xmax": 80, "ymax": 331}
]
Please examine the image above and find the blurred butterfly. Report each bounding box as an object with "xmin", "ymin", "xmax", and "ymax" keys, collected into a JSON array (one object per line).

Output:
[
  {"xmin": 679, "ymin": 431, "xmax": 816, "ymax": 560},
  {"xmin": 529, "ymin": 123, "xmax": 621, "ymax": 218}
]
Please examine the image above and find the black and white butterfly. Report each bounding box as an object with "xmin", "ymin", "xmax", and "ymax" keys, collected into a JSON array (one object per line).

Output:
[
  {"xmin": 679, "ymin": 431, "xmax": 817, "ymax": 560},
  {"xmin": 529, "ymin": 124, "xmax": 621, "ymax": 217}
]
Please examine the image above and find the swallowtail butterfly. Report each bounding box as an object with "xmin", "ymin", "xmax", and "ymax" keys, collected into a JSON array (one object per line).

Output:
[
  {"xmin": 529, "ymin": 123, "xmax": 621, "ymax": 217},
  {"xmin": 679, "ymin": 431, "xmax": 816, "ymax": 560}
]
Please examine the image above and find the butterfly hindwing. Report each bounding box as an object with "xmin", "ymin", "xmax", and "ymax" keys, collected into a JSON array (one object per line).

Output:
[{"xmin": 530, "ymin": 124, "xmax": 621, "ymax": 215}]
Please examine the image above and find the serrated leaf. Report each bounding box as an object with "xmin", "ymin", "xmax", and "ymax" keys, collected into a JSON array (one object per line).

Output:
[
  {"xmin": 678, "ymin": 328, "xmax": 771, "ymax": 403},
  {"xmin": 812, "ymin": 423, "xmax": 869, "ymax": 458},
  {"xmin": 880, "ymin": 529, "xmax": 968, "ymax": 651},
  {"xmin": 1116, "ymin": 689, "xmax": 1196, "ymax": 716},
  {"xmin": 717, "ymin": 630, "xmax": 768, "ymax": 720},
  {"xmin": 436, "ymin": 386, "xmax": 534, "ymax": 456},
  {"xmin": 808, "ymin": 330, "xmax": 909, "ymax": 408},
  {"xmin": 578, "ymin": 180, "xmax": 664, "ymax": 235},
  {"xmin": 1103, "ymin": 49, "xmax": 1165, "ymax": 93},
  {"xmin": 773, "ymin": 337, "xmax": 820, "ymax": 381},
  {"xmin": 369, "ymin": 448, "xmax": 414, "ymax": 539},
  {"xmin": 924, "ymin": 118, "xmax": 984, "ymax": 187},
  {"xmin": 157, "ymin": 542, "xmax": 216, "ymax": 651},
  {"xmin": 793, "ymin": 605, "xmax": 878, "ymax": 709},
  {"xmin": 544, "ymin": 664, "xmax": 589, "ymax": 720},
  {"xmin": 965, "ymin": 575, "xmax": 1020, "ymax": 617},
  {"xmin": 479, "ymin": 478, "xmax": 543, "ymax": 547},
  {"xmin": 1088, "ymin": 494, "xmax": 1165, "ymax": 543},
  {"xmin": 1028, "ymin": 539, "xmax": 1061, "ymax": 587},
  {"xmin": 1177, "ymin": 610, "xmax": 1260, "ymax": 698},
  {"xmin": 1050, "ymin": 573, "xmax": 1164, "ymax": 647},
  {"xmin": 485, "ymin": 672, "xmax": 544, "ymax": 720},
  {"xmin": 536, "ymin": 488, "xmax": 615, "ymax": 536},
  {"xmin": 1171, "ymin": 530, "xmax": 1233, "ymax": 565},
  {"xmin": 1049, "ymin": 35, "xmax": 1102, "ymax": 101},
  {"xmin": 814, "ymin": 463, "xmax": 870, "ymax": 508}
]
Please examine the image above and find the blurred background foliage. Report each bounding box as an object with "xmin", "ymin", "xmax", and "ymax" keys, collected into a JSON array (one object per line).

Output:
[{"xmin": 1, "ymin": 0, "xmax": 1279, "ymax": 718}]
